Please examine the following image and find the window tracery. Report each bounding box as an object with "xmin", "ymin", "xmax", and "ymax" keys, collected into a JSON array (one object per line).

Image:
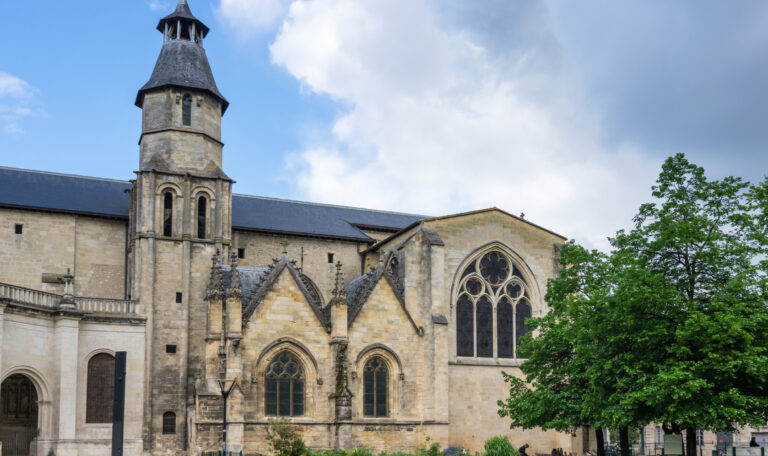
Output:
[
  {"xmin": 363, "ymin": 357, "xmax": 388, "ymax": 417},
  {"xmin": 265, "ymin": 352, "xmax": 304, "ymax": 417},
  {"xmin": 455, "ymin": 249, "xmax": 532, "ymax": 358}
]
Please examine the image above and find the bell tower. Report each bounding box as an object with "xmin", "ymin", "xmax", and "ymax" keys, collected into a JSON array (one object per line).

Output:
[
  {"xmin": 131, "ymin": 1, "xmax": 232, "ymax": 454},
  {"xmin": 135, "ymin": 0, "xmax": 229, "ymax": 176}
]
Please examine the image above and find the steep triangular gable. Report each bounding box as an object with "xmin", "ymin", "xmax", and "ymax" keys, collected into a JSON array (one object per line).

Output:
[
  {"xmin": 345, "ymin": 264, "xmax": 423, "ymax": 336},
  {"xmin": 242, "ymin": 258, "xmax": 330, "ymax": 332}
]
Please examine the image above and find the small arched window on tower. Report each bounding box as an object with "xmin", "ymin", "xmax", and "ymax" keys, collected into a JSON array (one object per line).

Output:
[
  {"xmin": 162, "ymin": 411, "xmax": 176, "ymax": 434},
  {"xmin": 197, "ymin": 196, "xmax": 207, "ymax": 239},
  {"xmin": 182, "ymin": 94, "xmax": 192, "ymax": 126},
  {"xmin": 163, "ymin": 191, "xmax": 173, "ymax": 237},
  {"xmin": 363, "ymin": 357, "xmax": 388, "ymax": 417}
]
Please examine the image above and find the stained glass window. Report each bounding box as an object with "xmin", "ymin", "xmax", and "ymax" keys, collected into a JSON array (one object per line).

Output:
[
  {"xmin": 456, "ymin": 294, "xmax": 474, "ymax": 356},
  {"xmin": 497, "ymin": 297, "xmax": 514, "ymax": 358},
  {"xmin": 265, "ymin": 352, "xmax": 304, "ymax": 417},
  {"xmin": 456, "ymin": 248, "xmax": 533, "ymax": 359},
  {"xmin": 86, "ymin": 353, "xmax": 115, "ymax": 423},
  {"xmin": 476, "ymin": 296, "xmax": 493, "ymax": 357},
  {"xmin": 363, "ymin": 357, "xmax": 388, "ymax": 417}
]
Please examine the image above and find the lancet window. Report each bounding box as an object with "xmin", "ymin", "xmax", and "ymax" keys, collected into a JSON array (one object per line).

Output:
[
  {"xmin": 197, "ymin": 196, "xmax": 207, "ymax": 239},
  {"xmin": 363, "ymin": 357, "xmax": 388, "ymax": 417},
  {"xmin": 455, "ymin": 249, "xmax": 532, "ymax": 358},
  {"xmin": 182, "ymin": 94, "xmax": 192, "ymax": 126}
]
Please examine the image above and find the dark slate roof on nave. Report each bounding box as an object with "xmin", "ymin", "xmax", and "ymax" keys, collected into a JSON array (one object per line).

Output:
[{"xmin": 0, "ymin": 167, "xmax": 425, "ymax": 242}]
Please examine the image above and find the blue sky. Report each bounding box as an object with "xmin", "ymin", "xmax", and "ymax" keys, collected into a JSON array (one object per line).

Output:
[{"xmin": 1, "ymin": 0, "xmax": 766, "ymax": 247}]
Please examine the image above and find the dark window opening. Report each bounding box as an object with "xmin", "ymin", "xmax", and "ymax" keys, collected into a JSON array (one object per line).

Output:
[
  {"xmin": 265, "ymin": 352, "xmax": 304, "ymax": 417},
  {"xmin": 497, "ymin": 298, "xmax": 514, "ymax": 358},
  {"xmin": 162, "ymin": 411, "xmax": 176, "ymax": 434},
  {"xmin": 363, "ymin": 357, "xmax": 388, "ymax": 417},
  {"xmin": 182, "ymin": 94, "xmax": 192, "ymax": 126},
  {"xmin": 197, "ymin": 196, "xmax": 207, "ymax": 239},
  {"xmin": 163, "ymin": 191, "xmax": 173, "ymax": 237},
  {"xmin": 166, "ymin": 345, "xmax": 177, "ymax": 354},
  {"xmin": 86, "ymin": 353, "xmax": 115, "ymax": 423},
  {"xmin": 476, "ymin": 296, "xmax": 493, "ymax": 357},
  {"xmin": 515, "ymin": 299, "xmax": 532, "ymax": 357},
  {"xmin": 456, "ymin": 295, "xmax": 473, "ymax": 356},
  {"xmin": 237, "ymin": 248, "xmax": 245, "ymax": 259},
  {"xmin": 14, "ymin": 224, "xmax": 22, "ymax": 234},
  {"xmin": 327, "ymin": 253, "xmax": 334, "ymax": 264},
  {"xmin": 175, "ymin": 292, "xmax": 182, "ymax": 303}
]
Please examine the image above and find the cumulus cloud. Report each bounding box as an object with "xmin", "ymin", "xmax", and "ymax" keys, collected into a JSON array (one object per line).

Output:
[
  {"xmin": 217, "ymin": 0, "xmax": 293, "ymax": 35},
  {"xmin": 0, "ymin": 71, "xmax": 39, "ymax": 134},
  {"xmin": 219, "ymin": 0, "xmax": 663, "ymax": 248}
]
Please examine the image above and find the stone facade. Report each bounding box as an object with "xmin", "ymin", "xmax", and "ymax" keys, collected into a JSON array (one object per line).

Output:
[{"xmin": 15, "ymin": 2, "xmax": 758, "ymax": 456}]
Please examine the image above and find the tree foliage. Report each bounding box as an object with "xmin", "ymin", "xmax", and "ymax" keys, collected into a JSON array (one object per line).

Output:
[{"xmin": 499, "ymin": 154, "xmax": 768, "ymax": 455}]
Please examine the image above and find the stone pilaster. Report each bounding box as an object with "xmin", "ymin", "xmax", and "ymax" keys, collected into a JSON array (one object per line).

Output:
[{"xmin": 53, "ymin": 310, "xmax": 82, "ymax": 456}]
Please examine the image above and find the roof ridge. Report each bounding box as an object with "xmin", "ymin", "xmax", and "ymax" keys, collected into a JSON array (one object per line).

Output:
[
  {"xmin": 232, "ymin": 193, "xmax": 426, "ymax": 218},
  {"xmin": 0, "ymin": 166, "xmax": 131, "ymax": 185}
]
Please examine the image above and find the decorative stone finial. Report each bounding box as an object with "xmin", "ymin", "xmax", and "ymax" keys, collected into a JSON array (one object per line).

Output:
[
  {"xmin": 331, "ymin": 261, "xmax": 346, "ymax": 299},
  {"xmin": 205, "ymin": 250, "xmax": 224, "ymax": 301},
  {"xmin": 227, "ymin": 250, "xmax": 242, "ymax": 299}
]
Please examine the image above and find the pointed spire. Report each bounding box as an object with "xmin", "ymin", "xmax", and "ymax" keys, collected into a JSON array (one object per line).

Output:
[
  {"xmin": 227, "ymin": 250, "xmax": 242, "ymax": 300},
  {"xmin": 331, "ymin": 261, "xmax": 346, "ymax": 299},
  {"xmin": 204, "ymin": 249, "xmax": 224, "ymax": 301}
]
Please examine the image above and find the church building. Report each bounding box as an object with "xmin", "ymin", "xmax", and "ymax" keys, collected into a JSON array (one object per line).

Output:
[{"xmin": 0, "ymin": 2, "xmax": 572, "ymax": 455}]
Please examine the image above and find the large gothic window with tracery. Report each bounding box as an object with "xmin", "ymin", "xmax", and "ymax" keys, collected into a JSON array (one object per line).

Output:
[
  {"xmin": 456, "ymin": 249, "xmax": 532, "ymax": 358},
  {"xmin": 265, "ymin": 352, "xmax": 304, "ymax": 417}
]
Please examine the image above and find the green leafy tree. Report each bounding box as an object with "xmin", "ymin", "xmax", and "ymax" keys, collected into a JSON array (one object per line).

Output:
[{"xmin": 499, "ymin": 154, "xmax": 768, "ymax": 456}]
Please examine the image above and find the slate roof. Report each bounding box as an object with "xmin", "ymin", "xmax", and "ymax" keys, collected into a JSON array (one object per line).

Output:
[
  {"xmin": 157, "ymin": 0, "xmax": 210, "ymax": 37},
  {"xmin": 0, "ymin": 167, "xmax": 423, "ymax": 242},
  {"xmin": 220, "ymin": 265, "xmax": 269, "ymax": 309},
  {"xmin": 135, "ymin": 39, "xmax": 228, "ymax": 113},
  {"xmin": 232, "ymin": 194, "xmax": 425, "ymax": 242},
  {"xmin": 0, "ymin": 167, "xmax": 131, "ymax": 219}
]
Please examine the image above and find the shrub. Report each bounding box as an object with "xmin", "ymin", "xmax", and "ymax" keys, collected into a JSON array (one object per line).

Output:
[
  {"xmin": 483, "ymin": 436, "xmax": 519, "ymax": 456},
  {"xmin": 265, "ymin": 417, "xmax": 307, "ymax": 456}
]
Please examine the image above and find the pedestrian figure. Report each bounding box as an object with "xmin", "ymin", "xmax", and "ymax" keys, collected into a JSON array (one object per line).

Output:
[
  {"xmin": 520, "ymin": 444, "xmax": 530, "ymax": 456},
  {"xmin": 750, "ymin": 437, "xmax": 759, "ymax": 447}
]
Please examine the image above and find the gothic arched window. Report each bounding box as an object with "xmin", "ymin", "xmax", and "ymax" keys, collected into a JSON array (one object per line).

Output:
[
  {"xmin": 197, "ymin": 196, "xmax": 207, "ymax": 239},
  {"xmin": 363, "ymin": 357, "xmax": 388, "ymax": 417},
  {"xmin": 86, "ymin": 353, "xmax": 115, "ymax": 423},
  {"xmin": 163, "ymin": 191, "xmax": 173, "ymax": 237},
  {"xmin": 265, "ymin": 352, "xmax": 304, "ymax": 417},
  {"xmin": 162, "ymin": 411, "xmax": 176, "ymax": 434},
  {"xmin": 182, "ymin": 94, "xmax": 192, "ymax": 126},
  {"xmin": 455, "ymin": 249, "xmax": 533, "ymax": 358}
]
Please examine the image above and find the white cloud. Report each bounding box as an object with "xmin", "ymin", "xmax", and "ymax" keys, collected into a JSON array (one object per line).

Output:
[
  {"xmin": 145, "ymin": 0, "xmax": 171, "ymax": 11},
  {"xmin": 0, "ymin": 71, "xmax": 39, "ymax": 134},
  {"xmin": 222, "ymin": 0, "xmax": 662, "ymax": 249},
  {"xmin": 217, "ymin": 0, "xmax": 293, "ymax": 35}
]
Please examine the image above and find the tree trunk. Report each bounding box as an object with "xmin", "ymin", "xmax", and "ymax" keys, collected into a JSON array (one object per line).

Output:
[
  {"xmin": 596, "ymin": 428, "xmax": 605, "ymax": 456},
  {"xmin": 686, "ymin": 428, "xmax": 697, "ymax": 456},
  {"xmin": 620, "ymin": 427, "xmax": 630, "ymax": 456}
]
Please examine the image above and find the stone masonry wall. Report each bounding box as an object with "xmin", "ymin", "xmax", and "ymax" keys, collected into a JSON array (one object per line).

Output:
[
  {"xmin": 0, "ymin": 208, "xmax": 126, "ymax": 298},
  {"xmin": 232, "ymin": 230, "xmax": 368, "ymax": 303}
]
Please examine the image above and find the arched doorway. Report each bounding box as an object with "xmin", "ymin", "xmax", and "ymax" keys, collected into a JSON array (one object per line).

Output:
[{"xmin": 0, "ymin": 374, "xmax": 39, "ymax": 456}]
